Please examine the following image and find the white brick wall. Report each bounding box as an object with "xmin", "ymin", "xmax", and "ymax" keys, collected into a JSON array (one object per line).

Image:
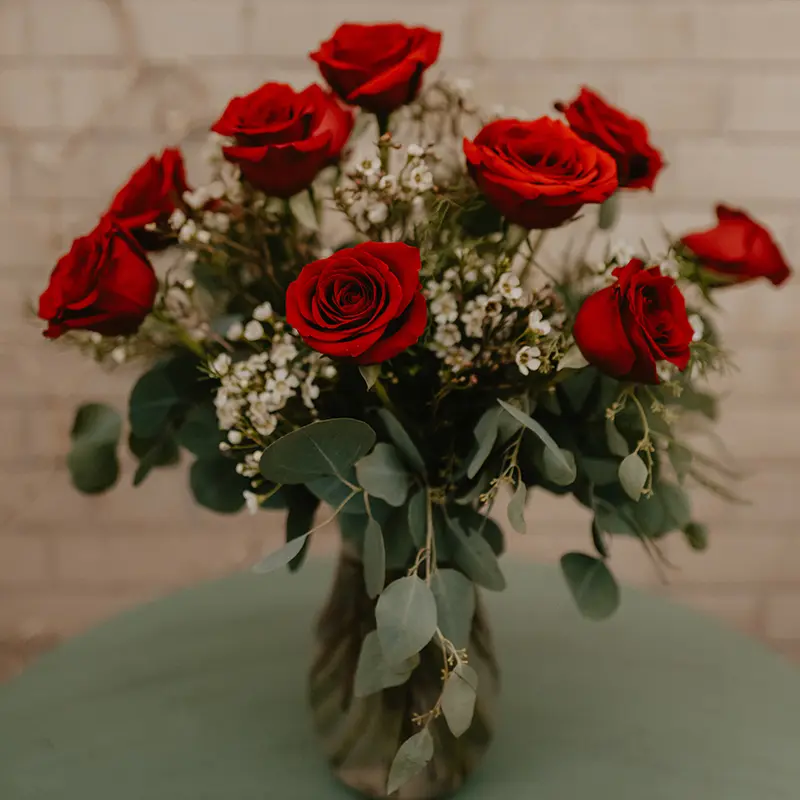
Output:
[{"xmin": 0, "ymin": 0, "xmax": 798, "ymax": 662}]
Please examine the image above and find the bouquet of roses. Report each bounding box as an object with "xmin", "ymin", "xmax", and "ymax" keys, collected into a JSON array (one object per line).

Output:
[{"xmin": 36, "ymin": 20, "xmax": 791, "ymax": 800}]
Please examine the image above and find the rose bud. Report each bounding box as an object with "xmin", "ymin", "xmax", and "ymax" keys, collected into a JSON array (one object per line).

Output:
[
  {"xmin": 573, "ymin": 259, "xmax": 693, "ymax": 384},
  {"xmin": 286, "ymin": 242, "xmax": 427, "ymax": 364}
]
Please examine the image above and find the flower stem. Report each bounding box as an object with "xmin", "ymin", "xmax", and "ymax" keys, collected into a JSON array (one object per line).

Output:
[{"xmin": 519, "ymin": 229, "xmax": 548, "ymax": 285}]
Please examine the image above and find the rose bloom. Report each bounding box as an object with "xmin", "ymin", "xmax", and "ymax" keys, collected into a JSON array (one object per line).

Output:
[
  {"xmin": 310, "ymin": 22, "xmax": 441, "ymax": 116},
  {"xmin": 463, "ymin": 117, "xmax": 618, "ymax": 230},
  {"xmin": 556, "ymin": 87, "xmax": 664, "ymax": 190},
  {"xmin": 211, "ymin": 82, "xmax": 353, "ymax": 197},
  {"xmin": 104, "ymin": 147, "xmax": 190, "ymax": 250},
  {"xmin": 286, "ymin": 242, "xmax": 428, "ymax": 364},
  {"xmin": 38, "ymin": 217, "xmax": 157, "ymax": 340},
  {"xmin": 680, "ymin": 205, "xmax": 791, "ymax": 287},
  {"xmin": 573, "ymin": 259, "xmax": 693, "ymax": 385}
]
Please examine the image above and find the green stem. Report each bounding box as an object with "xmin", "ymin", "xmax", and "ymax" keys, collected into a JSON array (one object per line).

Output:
[
  {"xmin": 519, "ymin": 229, "xmax": 549, "ymax": 285},
  {"xmin": 377, "ymin": 114, "xmax": 391, "ymax": 172}
]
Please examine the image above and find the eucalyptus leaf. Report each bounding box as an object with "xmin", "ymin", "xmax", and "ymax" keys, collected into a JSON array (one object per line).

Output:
[
  {"xmin": 359, "ymin": 364, "xmax": 381, "ymax": 390},
  {"xmin": 288, "ymin": 189, "xmax": 319, "ymax": 231},
  {"xmin": 441, "ymin": 663, "xmax": 479, "ymax": 738},
  {"xmin": 128, "ymin": 365, "xmax": 182, "ymax": 438},
  {"xmin": 543, "ymin": 447, "xmax": 577, "ymax": 486},
  {"xmin": 431, "ymin": 569, "xmax": 475, "ymax": 650},
  {"xmin": 407, "ymin": 489, "xmax": 428, "ymax": 548},
  {"xmin": 306, "ymin": 472, "xmax": 367, "ymax": 515},
  {"xmin": 386, "ymin": 728, "xmax": 434, "ymax": 796},
  {"xmin": 581, "ymin": 457, "xmax": 620, "ymax": 486},
  {"xmin": 354, "ymin": 631, "xmax": 419, "ymax": 699},
  {"xmin": 557, "ymin": 345, "xmax": 589, "ymax": 372},
  {"xmin": 363, "ymin": 517, "xmax": 386, "ymax": 599},
  {"xmin": 605, "ymin": 419, "xmax": 629, "ymax": 458},
  {"xmin": 189, "ymin": 456, "xmax": 249, "ymax": 514},
  {"xmin": 259, "ymin": 419, "xmax": 375, "ymax": 484},
  {"xmin": 560, "ymin": 552, "xmax": 621, "ymax": 620},
  {"xmin": 253, "ymin": 533, "xmax": 310, "ymax": 574},
  {"xmin": 507, "ymin": 481, "xmax": 527, "ymax": 534},
  {"xmin": 448, "ymin": 517, "xmax": 506, "ymax": 591},
  {"xmin": 355, "ymin": 443, "xmax": 411, "ymax": 507},
  {"xmin": 591, "ymin": 520, "xmax": 609, "ymax": 558},
  {"xmin": 67, "ymin": 403, "xmax": 122, "ymax": 495},
  {"xmin": 683, "ymin": 521, "xmax": 709, "ymax": 551},
  {"xmin": 285, "ymin": 489, "xmax": 320, "ymax": 572},
  {"xmin": 619, "ymin": 453, "xmax": 648, "ymax": 501},
  {"xmin": 376, "ymin": 409, "xmax": 426, "ymax": 475},
  {"xmin": 668, "ymin": 442, "xmax": 693, "ymax": 484},
  {"xmin": 467, "ymin": 408, "xmax": 501, "ymax": 479},
  {"xmin": 176, "ymin": 403, "xmax": 222, "ymax": 459},
  {"xmin": 375, "ymin": 575, "xmax": 437, "ymax": 665},
  {"xmin": 656, "ymin": 481, "xmax": 692, "ymax": 530},
  {"xmin": 129, "ymin": 431, "xmax": 180, "ymax": 487}
]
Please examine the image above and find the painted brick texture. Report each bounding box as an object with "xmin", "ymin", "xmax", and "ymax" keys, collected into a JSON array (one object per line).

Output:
[{"xmin": 0, "ymin": 0, "xmax": 797, "ymax": 664}]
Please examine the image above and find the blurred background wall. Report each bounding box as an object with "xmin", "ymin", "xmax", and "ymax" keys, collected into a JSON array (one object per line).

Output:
[{"xmin": 0, "ymin": 0, "xmax": 798, "ymax": 669}]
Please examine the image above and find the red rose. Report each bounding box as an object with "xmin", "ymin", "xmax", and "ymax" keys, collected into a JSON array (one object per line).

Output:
[
  {"xmin": 463, "ymin": 117, "xmax": 618, "ymax": 230},
  {"xmin": 680, "ymin": 205, "xmax": 791, "ymax": 287},
  {"xmin": 286, "ymin": 242, "xmax": 427, "ymax": 364},
  {"xmin": 38, "ymin": 217, "xmax": 157, "ymax": 340},
  {"xmin": 310, "ymin": 23, "xmax": 442, "ymax": 117},
  {"xmin": 555, "ymin": 87, "xmax": 664, "ymax": 190},
  {"xmin": 573, "ymin": 259, "xmax": 693, "ymax": 385},
  {"xmin": 211, "ymin": 82, "xmax": 353, "ymax": 197},
  {"xmin": 105, "ymin": 147, "xmax": 190, "ymax": 250}
]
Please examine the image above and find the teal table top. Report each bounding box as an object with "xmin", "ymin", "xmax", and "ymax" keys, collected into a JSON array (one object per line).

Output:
[{"xmin": 1, "ymin": 559, "xmax": 799, "ymax": 799}]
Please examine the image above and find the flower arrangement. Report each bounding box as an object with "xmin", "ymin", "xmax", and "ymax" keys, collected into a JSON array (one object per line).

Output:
[{"xmin": 37, "ymin": 19, "xmax": 791, "ymax": 800}]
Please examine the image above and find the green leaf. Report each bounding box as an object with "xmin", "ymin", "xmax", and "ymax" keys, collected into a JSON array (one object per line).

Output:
[
  {"xmin": 129, "ymin": 431, "xmax": 180, "ymax": 487},
  {"xmin": 359, "ymin": 364, "xmax": 381, "ymax": 390},
  {"xmin": 683, "ymin": 521, "xmax": 709, "ymax": 551},
  {"xmin": 557, "ymin": 345, "xmax": 589, "ymax": 372},
  {"xmin": 355, "ymin": 443, "xmax": 411, "ymax": 507},
  {"xmin": 559, "ymin": 367, "xmax": 596, "ymax": 412},
  {"xmin": 597, "ymin": 191, "xmax": 620, "ymax": 231},
  {"xmin": 354, "ymin": 631, "xmax": 419, "ymax": 699},
  {"xmin": 560, "ymin": 552, "xmax": 621, "ymax": 620},
  {"xmin": 498, "ymin": 400, "xmax": 575, "ymax": 483},
  {"xmin": 449, "ymin": 517, "xmax": 506, "ymax": 591},
  {"xmin": 128, "ymin": 365, "xmax": 183, "ymax": 438},
  {"xmin": 376, "ymin": 409, "xmax": 426, "ymax": 475},
  {"xmin": 619, "ymin": 453, "xmax": 648, "ymax": 501},
  {"xmin": 605, "ymin": 419, "xmax": 629, "ymax": 458},
  {"xmin": 176, "ymin": 403, "xmax": 223, "ymax": 459},
  {"xmin": 386, "ymin": 728, "xmax": 434, "ymax": 796},
  {"xmin": 507, "ymin": 481, "xmax": 527, "ymax": 534},
  {"xmin": 591, "ymin": 520, "xmax": 609, "ymax": 558},
  {"xmin": 253, "ymin": 533, "xmax": 311, "ymax": 574},
  {"xmin": 455, "ymin": 471, "xmax": 490, "ymax": 506},
  {"xmin": 285, "ymin": 489, "xmax": 320, "ymax": 572},
  {"xmin": 441, "ymin": 663, "xmax": 479, "ymax": 738},
  {"xmin": 306, "ymin": 471, "xmax": 367, "ymax": 515},
  {"xmin": 594, "ymin": 501, "xmax": 635, "ymax": 536},
  {"xmin": 288, "ymin": 189, "xmax": 319, "ymax": 231},
  {"xmin": 656, "ymin": 481, "xmax": 692, "ymax": 530},
  {"xmin": 363, "ymin": 517, "xmax": 386, "ymax": 599},
  {"xmin": 259, "ymin": 419, "xmax": 376, "ymax": 484},
  {"xmin": 467, "ymin": 407, "xmax": 501, "ymax": 479},
  {"xmin": 189, "ymin": 456, "xmax": 248, "ymax": 514},
  {"xmin": 375, "ymin": 575, "xmax": 437, "ymax": 665},
  {"xmin": 543, "ymin": 447, "xmax": 577, "ymax": 486},
  {"xmin": 431, "ymin": 569, "xmax": 475, "ymax": 650},
  {"xmin": 581, "ymin": 457, "xmax": 620, "ymax": 486},
  {"xmin": 407, "ymin": 489, "xmax": 427, "ymax": 548},
  {"xmin": 668, "ymin": 443, "xmax": 693, "ymax": 484},
  {"xmin": 67, "ymin": 403, "xmax": 122, "ymax": 494}
]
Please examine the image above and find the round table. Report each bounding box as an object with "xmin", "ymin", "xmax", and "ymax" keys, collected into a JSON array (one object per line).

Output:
[{"xmin": 1, "ymin": 560, "xmax": 799, "ymax": 799}]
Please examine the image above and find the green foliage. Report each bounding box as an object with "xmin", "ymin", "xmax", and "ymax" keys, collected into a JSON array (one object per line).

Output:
[
  {"xmin": 441, "ymin": 663, "xmax": 479, "ymax": 738},
  {"xmin": 387, "ymin": 728, "xmax": 434, "ymax": 796},
  {"xmin": 447, "ymin": 515, "xmax": 506, "ymax": 591},
  {"xmin": 306, "ymin": 471, "xmax": 367, "ymax": 515},
  {"xmin": 507, "ymin": 481, "xmax": 527, "ymax": 534},
  {"xmin": 189, "ymin": 456, "xmax": 249, "ymax": 514},
  {"xmin": 431, "ymin": 569, "xmax": 475, "ymax": 650},
  {"xmin": 406, "ymin": 489, "xmax": 428, "ymax": 548},
  {"xmin": 560, "ymin": 552, "xmax": 620, "ymax": 620},
  {"xmin": 284, "ymin": 486, "xmax": 320, "ymax": 572},
  {"xmin": 67, "ymin": 403, "xmax": 122, "ymax": 494},
  {"xmin": 354, "ymin": 631, "xmax": 419, "ymax": 699},
  {"xmin": 176, "ymin": 403, "xmax": 223, "ymax": 459},
  {"xmin": 363, "ymin": 517, "xmax": 386, "ymax": 598},
  {"xmin": 619, "ymin": 453, "xmax": 648, "ymax": 501},
  {"xmin": 355, "ymin": 443, "xmax": 411, "ymax": 507},
  {"xmin": 683, "ymin": 521, "xmax": 709, "ymax": 551},
  {"xmin": 376, "ymin": 408, "xmax": 426, "ymax": 475},
  {"xmin": 259, "ymin": 418, "xmax": 376, "ymax": 484},
  {"xmin": 129, "ymin": 431, "xmax": 180, "ymax": 487},
  {"xmin": 467, "ymin": 407, "xmax": 502, "ymax": 479},
  {"xmin": 358, "ymin": 364, "xmax": 381, "ymax": 390},
  {"xmin": 375, "ymin": 575, "xmax": 438, "ymax": 665}
]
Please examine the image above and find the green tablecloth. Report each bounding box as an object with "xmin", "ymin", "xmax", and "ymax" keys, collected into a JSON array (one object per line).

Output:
[{"xmin": 1, "ymin": 559, "xmax": 799, "ymax": 799}]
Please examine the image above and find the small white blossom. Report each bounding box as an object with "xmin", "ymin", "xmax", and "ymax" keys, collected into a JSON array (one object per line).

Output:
[
  {"xmin": 610, "ymin": 240, "xmax": 636, "ymax": 265},
  {"xmin": 689, "ymin": 314, "xmax": 705, "ymax": 343},
  {"xmin": 453, "ymin": 78, "xmax": 474, "ymax": 96},
  {"xmin": 464, "ymin": 269, "xmax": 478, "ymax": 283},
  {"xmin": 407, "ymin": 144, "xmax": 425, "ymax": 158},
  {"xmin": 207, "ymin": 180, "xmax": 226, "ymax": 200},
  {"xmin": 481, "ymin": 264, "xmax": 496, "ymax": 281},
  {"xmin": 270, "ymin": 336, "xmax": 298, "ymax": 367},
  {"xmin": 431, "ymin": 293, "xmax": 459, "ymax": 325},
  {"xmin": 226, "ymin": 321, "xmax": 244, "ymax": 340},
  {"xmin": 358, "ymin": 157, "xmax": 381, "ymax": 177},
  {"xmin": 434, "ymin": 323, "xmax": 462, "ymax": 349},
  {"xmin": 211, "ymin": 353, "xmax": 231, "ymax": 376},
  {"xmin": 657, "ymin": 361, "xmax": 677, "ymax": 383},
  {"xmin": 516, "ymin": 345, "xmax": 542, "ymax": 376},
  {"xmin": 659, "ymin": 257, "xmax": 681, "ymax": 280},
  {"xmin": 378, "ymin": 174, "xmax": 398, "ymax": 194},
  {"xmin": 496, "ymin": 272, "xmax": 524, "ymax": 303},
  {"xmin": 178, "ymin": 219, "xmax": 197, "ymax": 243},
  {"xmin": 196, "ymin": 229, "xmax": 212, "ymax": 245},
  {"xmin": 183, "ymin": 188, "xmax": 210, "ymax": 211},
  {"xmin": 243, "ymin": 491, "xmax": 260, "ymax": 515},
  {"xmin": 219, "ymin": 441, "xmax": 230, "ymax": 452},
  {"xmin": 321, "ymin": 364, "xmax": 338, "ymax": 380},
  {"xmin": 406, "ymin": 165, "xmax": 434, "ymax": 193},
  {"xmin": 110, "ymin": 346, "xmax": 127, "ymax": 365},
  {"xmin": 243, "ymin": 320, "xmax": 265, "ymax": 341},
  {"xmin": 367, "ymin": 203, "xmax": 390, "ymax": 225},
  {"xmin": 184, "ymin": 251, "xmax": 198, "ymax": 265},
  {"xmin": 527, "ymin": 309, "xmax": 552, "ymax": 336},
  {"xmin": 444, "ymin": 346, "xmax": 478, "ymax": 372},
  {"xmin": 252, "ymin": 302, "xmax": 273, "ymax": 322},
  {"xmin": 168, "ymin": 209, "xmax": 187, "ymax": 229},
  {"xmin": 301, "ymin": 378, "xmax": 320, "ymax": 409},
  {"xmin": 227, "ymin": 429, "xmax": 243, "ymax": 445}
]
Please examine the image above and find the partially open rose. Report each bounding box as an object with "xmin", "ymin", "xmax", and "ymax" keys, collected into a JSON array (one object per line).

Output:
[
  {"xmin": 286, "ymin": 242, "xmax": 427, "ymax": 364},
  {"xmin": 311, "ymin": 22, "xmax": 442, "ymax": 116},
  {"xmin": 463, "ymin": 117, "xmax": 618, "ymax": 230},
  {"xmin": 38, "ymin": 218, "xmax": 157, "ymax": 340},
  {"xmin": 556, "ymin": 87, "xmax": 664, "ymax": 190},
  {"xmin": 211, "ymin": 82, "xmax": 353, "ymax": 197},
  {"xmin": 104, "ymin": 147, "xmax": 190, "ymax": 250},
  {"xmin": 680, "ymin": 205, "xmax": 791, "ymax": 287},
  {"xmin": 573, "ymin": 259, "xmax": 693, "ymax": 384}
]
